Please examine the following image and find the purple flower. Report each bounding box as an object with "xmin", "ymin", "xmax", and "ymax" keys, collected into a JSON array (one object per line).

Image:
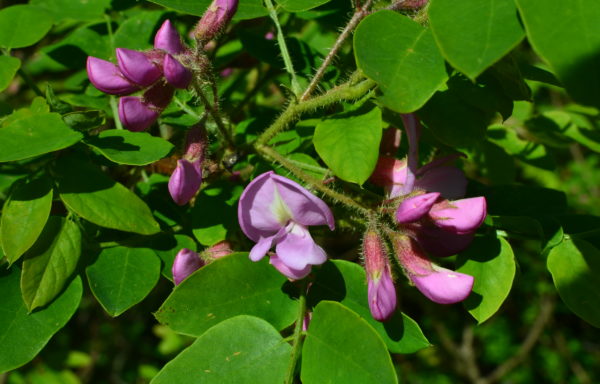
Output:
[
  {"xmin": 238, "ymin": 171, "xmax": 334, "ymax": 279},
  {"xmin": 428, "ymin": 197, "xmax": 487, "ymax": 234},
  {"xmin": 193, "ymin": 0, "xmax": 239, "ymax": 42},
  {"xmin": 391, "ymin": 234, "xmax": 474, "ymax": 304},
  {"xmin": 396, "ymin": 192, "xmax": 440, "ymax": 223},
  {"xmin": 172, "ymin": 248, "xmax": 205, "ymax": 285},
  {"xmin": 363, "ymin": 230, "xmax": 397, "ymax": 321},
  {"xmin": 168, "ymin": 125, "xmax": 207, "ymax": 205},
  {"xmin": 154, "ymin": 20, "xmax": 185, "ymax": 55}
]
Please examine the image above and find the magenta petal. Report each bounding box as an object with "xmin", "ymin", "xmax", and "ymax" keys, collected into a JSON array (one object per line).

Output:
[
  {"xmin": 172, "ymin": 248, "xmax": 204, "ymax": 285},
  {"xmin": 118, "ymin": 96, "xmax": 159, "ymax": 131},
  {"xmin": 168, "ymin": 159, "xmax": 202, "ymax": 205},
  {"xmin": 370, "ymin": 156, "xmax": 408, "ymax": 198},
  {"xmin": 269, "ymin": 253, "xmax": 312, "ymax": 280},
  {"xmin": 368, "ymin": 269, "xmax": 397, "ymax": 321},
  {"xmin": 396, "ymin": 192, "xmax": 440, "ymax": 223},
  {"xmin": 415, "ymin": 166, "xmax": 467, "ymax": 200},
  {"xmin": 154, "ymin": 20, "xmax": 185, "ymax": 54},
  {"xmin": 429, "ymin": 197, "xmax": 487, "ymax": 234},
  {"xmin": 86, "ymin": 56, "xmax": 138, "ymax": 95},
  {"xmin": 116, "ymin": 48, "xmax": 162, "ymax": 87},
  {"xmin": 412, "ymin": 266, "xmax": 474, "ymax": 304},
  {"xmin": 163, "ymin": 54, "xmax": 192, "ymax": 89},
  {"xmin": 275, "ymin": 223, "xmax": 327, "ymax": 271}
]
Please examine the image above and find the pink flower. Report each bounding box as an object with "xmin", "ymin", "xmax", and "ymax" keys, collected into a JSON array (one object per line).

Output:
[
  {"xmin": 172, "ymin": 248, "xmax": 205, "ymax": 285},
  {"xmin": 363, "ymin": 230, "xmax": 397, "ymax": 321},
  {"xmin": 238, "ymin": 171, "xmax": 334, "ymax": 279}
]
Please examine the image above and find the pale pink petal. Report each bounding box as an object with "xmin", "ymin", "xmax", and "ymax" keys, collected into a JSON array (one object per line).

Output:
[
  {"xmin": 274, "ymin": 223, "xmax": 327, "ymax": 271},
  {"xmin": 396, "ymin": 192, "xmax": 440, "ymax": 223},
  {"xmin": 412, "ymin": 266, "xmax": 474, "ymax": 304},
  {"xmin": 429, "ymin": 197, "xmax": 487, "ymax": 234},
  {"xmin": 269, "ymin": 253, "xmax": 312, "ymax": 280}
]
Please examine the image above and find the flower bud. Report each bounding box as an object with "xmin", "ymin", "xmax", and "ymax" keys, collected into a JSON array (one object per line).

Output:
[
  {"xmin": 390, "ymin": 233, "xmax": 473, "ymax": 304},
  {"xmin": 154, "ymin": 20, "xmax": 185, "ymax": 55},
  {"xmin": 396, "ymin": 192, "xmax": 440, "ymax": 223},
  {"xmin": 201, "ymin": 241, "xmax": 233, "ymax": 260},
  {"xmin": 183, "ymin": 125, "xmax": 208, "ymax": 163},
  {"xmin": 172, "ymin": 248, "xmax": 205, "ymax": 285},
  {"xmin": 193, "ymin": 0, "xmax": 239, "ymax": 42},
  {"xmin": 163, "ymin": 54, "xmax": 192, "ymax": 89},
  {"xmin": 86, "ymin": 57, "xmax": 138, "ymax": 95},
  {"xmin": 116, "ymin": 48, "xmax": 162, "ymax": 87},
  {"xmin": 118, "ymin": 96, "xmax": 159, "ymax": 132},
  {"xmin": 428, "ymin": 197, "xmax": 487, "ymax": 234},
  {"xmin": 168, "ymin": 159, "xmax": 202, "ymax": 206},
  {"xmin": 363, "ymin": 230, "xmax": 397, "ymax": 321}
]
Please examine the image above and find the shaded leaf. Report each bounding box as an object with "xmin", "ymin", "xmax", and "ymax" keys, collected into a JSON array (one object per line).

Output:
[
  {"xmin": 86, "ymin": 130, "xmax": 174, "ymax": 166},
  {"xmin": 0, "ymin": 56, "xmax": 20, "ymax": 93}
]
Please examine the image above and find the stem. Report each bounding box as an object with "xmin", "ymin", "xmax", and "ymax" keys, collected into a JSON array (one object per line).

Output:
[
  {"xmin": 264, "ymin": 0, "xmax": 302, "ymax": 97},
  {"xmin": 256, "ymin": 75, "xmax": 376, "ymax": 147},
  {"xmin": 194, "ymin": 80, "xmax": 235, "ymax": 149},
  {"xmin": 257, "ymin": 145, "xmax": 372, "ymax": 216},
  {"xmin": 300, "ymin": 0, "xmax": 375, "ymax": 101},
  {"xmin": 284, "ymin": 281, "xmax": 308, "ymax": 384},
  {"xmin": 109, "ymin": 96, "xmax": 123, "ymax": 130},
  {"xmin": 17, "ymin": 68, "xmax": 43, "ymax": 97},
  {"xmin": 174, "ymin": 96, "xmax": 202, "ymax": 120}
]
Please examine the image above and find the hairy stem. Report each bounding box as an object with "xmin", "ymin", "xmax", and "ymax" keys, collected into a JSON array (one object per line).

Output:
[
  {"xmin": 284, "ymin": 281, "xmax": 308, "ymax": 384},
  {"xmin": 264, "ymin": 0, "xmax": 302, "ymax": 97},
  {"xmin": 300, "ymin": 0, "xmax": 375, "ymax": 101},
  {"xmin": 194, "ymin": 80, "xmax": 235, "ymax": 149}
]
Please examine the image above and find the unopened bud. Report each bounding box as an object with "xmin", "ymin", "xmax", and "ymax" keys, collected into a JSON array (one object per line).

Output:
[
  {"xmin": 193, "ymin": 0, "xmax": 239, "ymax": 42},
  {"xmin": 172, "ymin": 248, "xmax": 205, "ymax": 285},
  {"xmin": 154, "ymin": 20, "xmax": 185, "ymax": 55},
  {"xmin": 163, "ymin": 54, "xmax": 192, "ymax": 89},
  {"xmin": 118, "ymin": 96, "xmax": 159, "ymax": 132},
  {"xmin": 86, "ymin": 57, "xmax": 138, "ymax": 95},
  {"xmin": 363, "ymin": 230, "xmax": 396, "ymax": 321},
  {"xmin": 116, "ymin": 48, "xmax": 162, "ymax": 87},
  {"xmin": 201, "ymin": 241, "xmax": 233, "ymax": 260},
  {"xmin": 168, "ymin": 159, "xmax": 202, "ymax": 206}
]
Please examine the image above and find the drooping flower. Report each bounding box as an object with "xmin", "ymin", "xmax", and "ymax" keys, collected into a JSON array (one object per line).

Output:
[
  {"xmin": 172, "ymin": 248, "xmax": 205, "ymax": 285},
  {"xmin": 87, "ymin": 20, "xmax": 191, "ymax": 131},
  {"xmin": 238, "ymin": 171, "xmax": 335, "ymax": 279},
  {"xmin": 363, "ymin": 229, "xmax": 397, "ymax": 321},
  {"xmin": 168, "ymin": 125, "xmax": 207, "ymax": 205},
  {"xmin": 390, "ymin": 233, "xmax": 474, "ymax": 304}
]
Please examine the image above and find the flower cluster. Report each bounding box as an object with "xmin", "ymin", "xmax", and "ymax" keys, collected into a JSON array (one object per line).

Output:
[{"xmin": 87, "ymin": 20, "xmax": 191, "ymax": 131}]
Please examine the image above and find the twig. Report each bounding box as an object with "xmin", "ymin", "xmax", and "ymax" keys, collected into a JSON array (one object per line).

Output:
[
  {"xmin": 194, "ymin": 81, "xmax": 235, "ymax": 149},
  {"xmin": 300, "ymin": 0, "xmax": 375, "ymax": 101},
  {"xmin": 284, "ymin": 281, "xmax": 308, "ymax": 384}
]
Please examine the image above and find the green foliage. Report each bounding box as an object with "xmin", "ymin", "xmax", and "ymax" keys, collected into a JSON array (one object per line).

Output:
[
  {"xmin": 85, "ymin": 130, "xmax": 174, "ymax": 166},
  {"xmin": 146, "ymin": 0, "xmax": 267, "ymax": 19},
  {"xmin": 0, "ymin": 56, "xmax": 20, "ymax": 93},
  {"xmin": 275, "ymin": 0, "xmax": 332, "ymax": 12},
  {"xmin": 0, "ymin": 5, "xmax": 54, "ymax": 49}
]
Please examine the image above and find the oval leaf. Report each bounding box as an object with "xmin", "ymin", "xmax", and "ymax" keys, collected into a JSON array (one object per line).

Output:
[
  {"xmin": 0, "ymin": 112, "xmax": 83, "ymax": 162},
  {"xmin": 151, "ymin": 316, "xmax": 291, "ymax": 384},
  {"xmin": 86, "ymin": 246, "xmax": 161, "ymax": 317},
  {"xmin": 1, "ymin": 176, "xmax": 53, "ymax": 265},
  {"xmin": 515, "ymin": 0, "xmax": 600, "ymax": 108},
  {"xmin": 0, "ymin": 5, "xmax": 54, "ymax": 49},
  {"xmin": 86, "ymin": 130, "xmax": 174, "ymax": 166},
  {"xmin": 29, "ymin": 0, "xmax": 111, "ymax": 23},
  {"xmin": 0, "ymin": 268, "xmax": 82, "ymax": 373},
  {"xmin": 301, "ymin": 301, "xmax": 398, "ymax": 384},
  {"xmin": 275, "ymin": 0, "xmax": 331, "ymax": 12},
  {"xmin": 308, "ymin": 260, "xmax": 430, "ymax": 354},
  {"xmin": 429, "ymin": 0, "xmax": 525, "ymax": 79},
  {"xmin": 456, "ymin": 234, "xmax": 516, "ymax": 323},
  {"xmin": 21, "ymin": 217, "xmax": 82, "ymax": 311},
  {"xmin": 147, "ymin": 0, "xmax": 267, "ymax": 20},
  {"xmin": 155, "ymin": 253, "xmax": 297, "ymax": 336},
  {"xmin": 0, "ymin": 56, "xmax": 20, "ymax": 93},
  {"xmin": 354, "ymin": 10, "xmax": 448, "ymax": 113},
  {"xmin": 55, "ymin": 153, "xmax": 160, "ymax": 235},
  {"xmin": 314, "ymin": 104, "xmax": 382, "ymax": 185},
  {"xmin": 547, "ymin": 237, "xmax": 600, "ymax": 327}
]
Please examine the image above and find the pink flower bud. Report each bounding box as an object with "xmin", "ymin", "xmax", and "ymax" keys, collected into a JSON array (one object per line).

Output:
[
  {"xmin": 154, "ymin": 20, "xmax": 185, "ymax": 55},
  {"xmin": 116, "ymin": 48, "xmax": 162, "ymax": 87},
  {"xmin": 118, "ymin": 96, "xmax": 159, "ymax": 132},
  {"xmin": 168, "ymin": 159, "xmax": 202, "ymax": 206},
  {"xmin": 396, "ymin": 192, "xmax": 440, "ymax": 223},
  {"xmin": 183, "ymin": 125, "xmax": 208, "ymax": 163},
  {"xmin": 86, "ymin": 57, "xmax": 138, "ymax": 95},
  {"xmin": 172, "ymin": 248, "xmax": 205, "ymax": 285},
  {"xmin": 163, "ymin": 54, "xmax": 192, "ymax": 89},
  {"xmin": 193, "ymin": 0, "xmax": 239, "ymax": 42},
  {"xmin": 429, "ymin": 197, "xmax": 487, "ymax": 234},
  {"xmin": 201, "ymin": 241, "xmax": 233, "ymax": 260},
  {"xmin": 391, "ymin": 234, "xmax": 473, "ymax": 304},
  {"xmin": 363, "ymin": 230, "xmax": 397, "ymax": 321}
]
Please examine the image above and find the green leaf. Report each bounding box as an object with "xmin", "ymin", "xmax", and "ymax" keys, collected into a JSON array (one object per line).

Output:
[
  {"xmin": 155, "ymin": 253, "xmax": 297, "ymax": 336},
  {"xmin": 86, "ymin": 130, "xmax": 174, "ymax": 166},
  {"xmin": 0, "ymin": 5, "xmax": 54, "ymax": 49},
  {"xmin": 0, "ymin": 112, "xmax": 83, "ymax": 162},
  {"xmin": 275, "ymin": 0, "xmax": 331, "ymax": 12},
  {"xmin": 515, "ymin": 0, "xmax": 600, "ymax": 108},
  {"xmin": 456, "ymin": 234, "xmax": 516, "ymax": 323},
  {"xmin": 429, "ymin": 0, "xmax": 524, "ymax": 79},
  {"xmin": 313, "ymin": 104, "xmax": 382, "ymax": 185},
  {"xmin": 547, "ymin": 237, "xmax": 600, "ymax": 327},
  {"xmin": 301, "ymin": 301, "xmax": 398, "ymax": 384},
  {"xmin": 308, "ymin": 260, "xmax": 430, "ymax": 354},
  {"xmin": 150, "ymin": 234, "xmax": 197, "ymax": 281},
  {"xmin": 147, "ymin": 0, "xmax": 267, "ymax": 20},
  {"xmin": 0, "ymin": 56, "xmax": 20, "ymax": 93},
  {"xmin": 1, "ymin": 176, "xmax": 53, "ymax": 265},
  {"xmin": 20, "ymin": 217, "xmax": 81, "ymax": 311},
  {"xmin": 0, "ymin": 268, "xmax": 82, "ymax": 373},
  {"xmin": 86, "ymin": 246, "xmax": 161, "ymax": 317},
  {"xmin": 55, "ymin": 153, "xmax": 160, "ymax": 235},
  {"xmin": 354, "ymin": 10, "xmax": 448, "ymax": 113},
  {"xmin": 191, "ymin": 183, "xmax": 242, "ymax": 246},
  {"xmin": 29, "ymin": 0, "xmax": 111, "ymax": 22},
  {"xmin": 113, "ymin": 11, "xmax": 166, "ymax": 50},
  {"xmin": 151, "ymin": 316, "xmax": 291, "ymax": 384}
]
